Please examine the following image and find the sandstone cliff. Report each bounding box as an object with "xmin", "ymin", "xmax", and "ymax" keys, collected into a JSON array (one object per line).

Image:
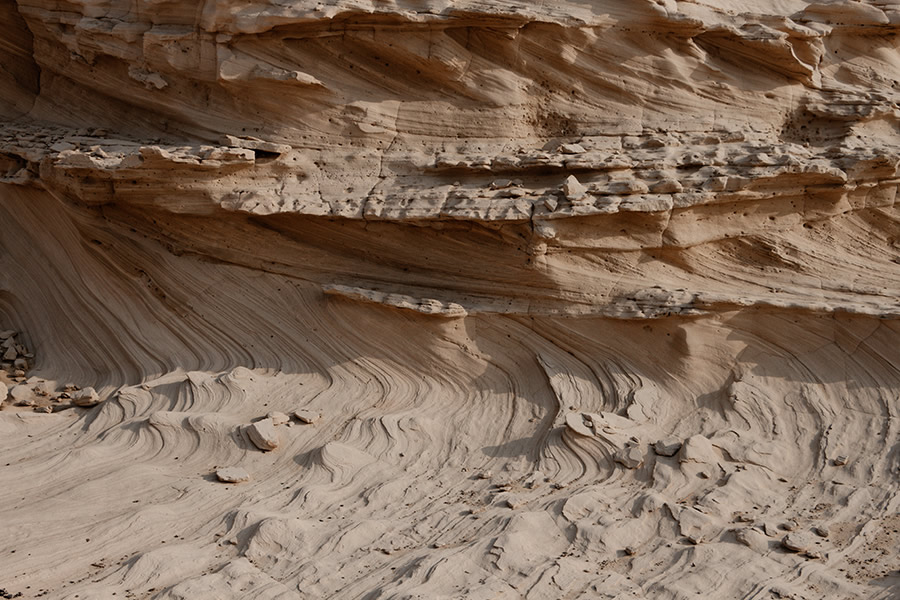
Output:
[{"xmin": 1, "ymin": 1, "xmax": 899, "ymax": 598}]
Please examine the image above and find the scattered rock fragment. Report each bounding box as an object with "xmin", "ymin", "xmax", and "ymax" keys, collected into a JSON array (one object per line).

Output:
[
  {"xmin": 32, "ymin": 381, "xmax": 53, "ymax": 396},
  {"xmin": 2, "ymin": 346, "xmax": 16, "ymax": 361},
  {"xmin": 248, "ymin": 418, "xmax": 280, "ymax": 451},
  {"xmin": 614, "ymin": 445, "xmax": 645, "ymax": 469},
  {"xmin": 0, "ymin": 381, "xmax": 7, "ymax": 403},
  {"xmin": 267, "ymin": 411, "xmax": 290, "ymax": 426},
  {"xmin": 833, "ymin": 455, "xmax": 848, "ymax": 466},
  {"xmin": 71, "ymin": 387, "xmax": 101, "ymax": 407},
  {"xmin": 215, "ymin": 467, "xmax": 251, "ymax": 483},
  {"xmin": 653, "ymin": 438, "xmax": 682, "ymax": 457},
  {"xmin": 562, "ymin": 175, "xmax": 587, "ymax": 202},
  {"xmin": 9, "ymin": 384, "xmax": 33, "ymax": 405},
  {"xmin": 813, "ymin": 525, "xmax": 830, "ymax": 538},
  {"xmin": 763, "ymin": 522, "xmax": 781, "ymax": 537},
  {"xmin": 781, "ymin": 532, "xmax": 812, "ymax": 553},
  {"xmin": 293, "ymin": 409, "xmax": 319, "ymax": 424}
]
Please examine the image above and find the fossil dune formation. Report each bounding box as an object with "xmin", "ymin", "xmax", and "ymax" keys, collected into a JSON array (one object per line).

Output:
[{"xmin": 1, "ymin": 0, "xmax": 900, "ymax": 598}]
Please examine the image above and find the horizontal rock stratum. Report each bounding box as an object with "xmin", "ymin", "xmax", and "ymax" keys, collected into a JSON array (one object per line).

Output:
[{"xmin": 1, "ymin": 1, "xmax": 899, "ymax": 599}]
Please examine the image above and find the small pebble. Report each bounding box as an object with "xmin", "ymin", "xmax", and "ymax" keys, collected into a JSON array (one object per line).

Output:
[
  {"xmin": 813, "ymin": 525, "xmax": 829, "ymax": 538},
  {"xmin": 833, "ymin": 455, "xmax": 848, "ymax": 466},
  {"xmin": 215, "ymin": 467, "xmax": 250, "ymax": 483},
  {"xmin": 293, "ymin": 409, "xmax": 319, "ymax": 424}
]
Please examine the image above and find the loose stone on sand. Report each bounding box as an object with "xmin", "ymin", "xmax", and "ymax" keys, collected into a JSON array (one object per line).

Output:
[
  {"xmin": 216, "ymin": 467, "xmax": 251, "ymax": 483},
  {"xmin": 248, "ymin": 418, "xmax": 280, "ymax": 451},
  {"xmin": 71, "ymin": 387, "xmax": 101, "ymax": 407},
  {"xmin": 294, "ymin": 409, "xmax": 319, "ymax": 424}
]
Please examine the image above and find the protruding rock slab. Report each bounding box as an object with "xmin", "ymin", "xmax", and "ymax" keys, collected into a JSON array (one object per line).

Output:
[{"xmin": 247, "ymin": 418, "xmax": 280, "ymax": 451}]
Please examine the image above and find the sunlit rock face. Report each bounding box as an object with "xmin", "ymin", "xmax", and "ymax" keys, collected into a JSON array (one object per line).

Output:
[{"xmin": 1, "ymin": 1, "xmax": 899, "ymax": 599}]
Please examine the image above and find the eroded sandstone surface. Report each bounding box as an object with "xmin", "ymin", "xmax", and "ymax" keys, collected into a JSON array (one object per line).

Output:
[{"xmin": 1, "ymin": 1, "xmax": 899, "ymax": 598}]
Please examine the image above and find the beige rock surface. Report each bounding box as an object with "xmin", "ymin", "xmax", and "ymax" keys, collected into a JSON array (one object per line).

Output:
[{"xmin": 1, "ymin": 0, "xmax": 900, "ymax": 598}]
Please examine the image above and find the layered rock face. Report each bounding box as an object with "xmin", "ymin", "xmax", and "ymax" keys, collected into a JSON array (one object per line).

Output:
[{"xmin": 1, "ymin": 1, "xmax": 899, "ymax": 598}]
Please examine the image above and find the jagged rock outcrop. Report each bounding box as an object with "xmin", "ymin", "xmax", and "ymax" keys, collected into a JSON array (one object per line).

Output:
[{"xmin": 1, "ymin": 1, "xmax": 899, "ymax": 599}]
